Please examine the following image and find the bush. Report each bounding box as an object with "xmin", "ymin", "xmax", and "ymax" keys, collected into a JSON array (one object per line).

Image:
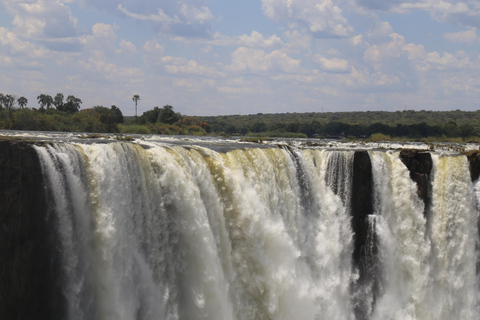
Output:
[
  {"xmin": 369, "ymin": 133, "xmax": 391, "ymax": 142},
  {"xmin": 186, "ymin": 125, "xmax": 206, "ymax": 136},
  {"xmin": 118, "ymin": 124, "xmax": 150, "ymax": 134}
]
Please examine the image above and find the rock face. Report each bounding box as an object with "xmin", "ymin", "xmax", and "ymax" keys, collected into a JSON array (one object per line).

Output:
[
  {"xmin": 351, "ymin": 151, "xmax": 377, "ymax": 320},
  {"xmin": 466, "ymin": 151, "xmax": 480, "ymax": 182},
  {"xmin": 399, "ymin": 149, "xmax": 433, "ymax": 213},
  {"xmin": 0, "ymin": 139, "xmax": 55, "ymax": 320}
]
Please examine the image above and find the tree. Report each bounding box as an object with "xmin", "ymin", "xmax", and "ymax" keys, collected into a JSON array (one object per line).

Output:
[
  {"xmin": 37, "ymin": 94, "xmax": 53, "ymax": 109},
  {"xmin": 2, "ymin": 94, "xmax": 16, "ymax": 111},
  {"xmin": 0, "ymin": 93, "xmax": 4, "ymax": 110},
  {"xmin": 132, "ymin": 94, "xmax": 140, "ymax": 122},
  {"xmin": 157, "ymin": 105, "xmax": 180, "ymax": 124},
  {"xmin": 54, "ymin": 93, "xmax": 64, "ymax": 110},
  {"xmin": 1, "ymin": 94, "xmax": 16, "ymax": 122},
  {"xmin": 17, "ymin": 96, "xmax": 28, "ymax": 109},
  {"xmin": 110, "ymin": 105, "xmax": 124, "ymax": 124},
  {"xmin": 64, "ymin": 95, "xmax": 82, "ymax": 113},
  {"xmin": 142, "ymin": 106, "xmax": 161, "ymax": 123}
]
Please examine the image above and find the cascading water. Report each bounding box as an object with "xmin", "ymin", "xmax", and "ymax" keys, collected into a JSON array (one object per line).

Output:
[{"xmin": 30, "ymin": 141, "xmax": 480, "ymax": 320}]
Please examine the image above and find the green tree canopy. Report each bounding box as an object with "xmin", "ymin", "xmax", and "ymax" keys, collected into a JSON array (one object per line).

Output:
[
  {"xmin": 157, "ymin": 105, "xmax": 181, "ymax": 124},
  {"xmin": 17, "ymin": 96, "xmax": 28, "ymax": 109},
  {"xmin": 54, "ymin": 93, "xmax": 64, "ymax": 110},
  {"xmin": 63, "ymin": 95, "xmax": 82, "ymax": 113},
  {"xmin": 37, "ymin": 94, "xmax": 53, "ymax": 109}
]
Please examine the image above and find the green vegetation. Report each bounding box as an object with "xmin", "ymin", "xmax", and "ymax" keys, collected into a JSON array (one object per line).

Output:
[
  {"xmin": 2, "ymin": 91, "xmax": 480, "ymax": 142},
  {"xmin": 0, "ymin": 92, "xmax": 210, "ymax": 135},
  {"xmin": 198, "ymin": 110, "xmax": 480, "ymax": 142}
]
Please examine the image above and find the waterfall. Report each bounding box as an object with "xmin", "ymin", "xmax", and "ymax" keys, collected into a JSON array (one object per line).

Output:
[{"xmin": 30, "ymin": 142, "xmax": 480, "ymax": 320}]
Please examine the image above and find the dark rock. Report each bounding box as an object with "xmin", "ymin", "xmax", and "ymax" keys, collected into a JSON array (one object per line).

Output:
[
  {"xmin": 465, "ymin": 151, "xmax": 480, "ymax": 182},
  {"xmin": 399, "ymin": 149, "xmax": 432, "ymax": 213},
  {"xmin": 351, "ymin": 151, "xmax": 378, "ymax": 320},
  {"xmin": 351, "ymin": 151, "xmax": 374, "ymax": 269},
  {"xmin": 0, "ymin": 139, "xmax": 56, "ymax": 320}
]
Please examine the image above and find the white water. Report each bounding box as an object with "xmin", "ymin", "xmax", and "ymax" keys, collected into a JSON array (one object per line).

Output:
[{"xmin": 34, "ymin": 142, "xmax": 480, "ymax": 320}]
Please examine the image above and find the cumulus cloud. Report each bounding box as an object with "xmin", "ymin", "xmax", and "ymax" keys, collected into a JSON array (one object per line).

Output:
[
  {"xmin": 117, "ymin": 39, "xmax": 137, "ymax": 55},
  {"xmin": 226, "ymin": 47, "xmax": 302, "ymax": 74},
  {"xmin": 142, "ymin": 39, "xmax": 165, "ymax": 68},
  {"xmin": 1, "ymin": 0, "xmax": 80, "ymax": 40},
  {"xmin": 117, "ymin": 4, "xmax": 179, "ymax": 23},
  {"xmin": 443, "ymin": 29, "xmax": 478, "ymax": 44},
  {"xmin": 261, "ymin": 0, "xmax": 354, "ymax": 38},
  {"xmin": 76, "ymin": 50, "xmax": 144, "ymax": 83},
  {"xmin": 115, "ymin": 1, "xmax": 216, "ymax": 38},
  {"xmin": 0, "ymin": 27, "xmax": 49, "ymax": 69},
  {"xmin": 315, "ymin": 55, "xmax": 351, "ymax": 73},
  {"xmin": 180, "ymin": 4, "xmax": 214, "ymax": 22},
  {"xmin": 425, "ymin": 51, "xmax": 475, "ymax": 71},
  {"xmin": 238, "ymin": 31, "xmax": 283, "ymax": 48},
  {"xmin": 364, "ymin": 33, "xmax": 407, "ymax": 61},
  {"xmin": 162, "ymin": 56, "xmax": 224, "ymax": 78},
  {"xmin": 354, "ymin": 0, "xmax": 480, "ymax": 28}
]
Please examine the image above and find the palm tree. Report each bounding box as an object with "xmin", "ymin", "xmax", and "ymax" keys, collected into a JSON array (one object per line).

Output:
[
  {"xmin": 37, "ymin": 94, "xmax": 47, "ymax": 109},
  {"xmin": 37, "ymin": 94, "xmax": 53, "ymax": 109},
  {"xmin": 54, "ymin": 93, "xmax": 64, "ymax": 110},
  {"xmin": 3, "ymin": 94, "xmax": 16, "ymax": 110},
  {"xmin": 65, "ymin": 95, "xmax": 82, "ymax": 113},
  {"xmin": 132, "ymin": 94, "xmax": 140, "ymax": 122},
  {"xmin": 17, "ymin": 96, "xmax": 28, "ymax": 109}
]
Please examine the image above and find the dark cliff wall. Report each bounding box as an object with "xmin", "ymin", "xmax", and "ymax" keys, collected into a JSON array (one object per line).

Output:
[
  {"xmin": 399, "ymin": 149, "xmax": 433, "ymax": 214},
  {"xmin": 466, "ymin": 151, "xmax": 480, "ymax": 182},
  {"xmin": 0, "ymin": 139, "xmax": 54, "ymax": 320},
  {"xmin": 351, "ymin": 151, "xmax": 377, "ymax": 320}
]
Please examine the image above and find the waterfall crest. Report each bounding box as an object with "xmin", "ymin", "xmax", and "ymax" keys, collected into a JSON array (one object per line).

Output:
[{"xmin": 32, "ymin": 143, "xmax": 480, "ymax": 320}]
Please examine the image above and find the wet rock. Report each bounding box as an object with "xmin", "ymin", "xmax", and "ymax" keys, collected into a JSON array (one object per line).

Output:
[
  {"xmin": 465, "ymin": 151, "xmax": 480, "ymax": 182},
  {"xmin": 0, "ymin": 139, "xmax": 55, "ymax": 320},
  {"xmin": 351, "ymin": 151, "xmax": 378, "ymax": 320},
  {"xmin": 399, "ymin": 149, "xmax": 432, "ymax": 211}
]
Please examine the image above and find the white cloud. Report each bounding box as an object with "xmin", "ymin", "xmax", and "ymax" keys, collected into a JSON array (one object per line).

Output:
[
  {"xmin": 366, "ymin": 21, "xmax": 394, "ymax": 43},
  {"xmin": 226, "ymin": 47, "xmax": 302, "ymax": 74},
  {"xmin": 283, "ymin": 30, "xmax": 312, "ymax": 53},
  {"xmin": 364, "ymin": 33, "xmax": 407, "ymax": 61},
  {"xmin": 0, "ymin": 27, "xmax": 48, "ymax": 69},
  {"xmin": 142, "ymin": 39, "xmax": 165, "ymax": 68},
  {"xmin": 117, "ymin": 4, "xmax": 179, "ymax": 23},
  {"xmin": 443, "ymin": 29, "xmax": 478, "ymax": 44},
  {"xmin": 172, "ymin": 78, "xmax": 216, "ymax": 92},
  {"xmin": 2, "ymin": 0, "xmax": 79, "ymax": 39},
  {"xmin": 77, "ymin": 51, "xmax": 144, "ymax": 83},
  {"xmin": 238, "ymin": 31, "xmax": 283, "ymax": 48},
  {"xmin": 315, "ymin": 55, "xmax": 351, "ymax": 73},
  {"xmin": 163, "ymin": 57, "xmax": 224, "ymax": 78},
  {"xmin": 354, "ymin": 0, "xmax": 480, "ymax": 29},
  {"xmin": 402, "ymin": 43, "xmax": 427, "ymax": 60},
  {"xmin": 426, "ymin": 51, "xmax": 475, "ymax": 71},
  {"xmin": 117, "ymin": 39, "xmax": 137, "ymax": 55},
  {"xmin": 180, "ymin": 4, "xmax": 214, "ymax": 22},
  {"xmin": 261, "ymin": 0, "xmax": 354, "ymax": 38}
]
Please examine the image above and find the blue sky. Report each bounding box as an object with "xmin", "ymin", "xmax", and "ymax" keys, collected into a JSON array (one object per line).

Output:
[{"xmin": 1, "ymin": 0, "xmax": 480, "ymax": 116}]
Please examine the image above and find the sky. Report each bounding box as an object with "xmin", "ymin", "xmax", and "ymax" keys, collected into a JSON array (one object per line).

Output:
[{"xmin": 1, "ymin": 0, "xmax": 480, "ymax": 116}]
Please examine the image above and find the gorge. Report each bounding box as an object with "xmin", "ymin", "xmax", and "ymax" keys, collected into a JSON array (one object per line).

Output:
[{"xmin": 1, "ymin": 136, "xmax": 479, "ymax": 320}]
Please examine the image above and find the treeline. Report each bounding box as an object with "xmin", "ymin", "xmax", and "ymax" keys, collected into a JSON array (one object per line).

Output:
[
  {"xmin": 3, "ymin": 91, "xmax": 480, "ymax": 141},
  {"xmin": 203, "ymin": 120, "xmax": 476, "ymax": 139},
  {"xmin": 0, "ymin": 92, "xmax": 124, "ymax": 132},
  {"xmin": 198, "ymin": 110, "xmax": 480, "ymax": 140},
  {"xmin": 130, "ymin": 105, "xmax": 211, "ymax": 136},
  {"xmin": 0, "ymin": 92, "xmax": 211, "ymax": 135},
  {"xmin": 0, "ymin": 106, "xmax": 124, "ymax": 133}
]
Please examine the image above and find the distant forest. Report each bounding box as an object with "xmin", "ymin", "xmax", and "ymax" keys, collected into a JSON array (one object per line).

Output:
[
  {"xmin": 197, "ymin": 110, "xmax": 480, "ymax": 142},
  {"xmin": 1, "ymin": 92, "xmax": 480, "ymax": 142}
]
